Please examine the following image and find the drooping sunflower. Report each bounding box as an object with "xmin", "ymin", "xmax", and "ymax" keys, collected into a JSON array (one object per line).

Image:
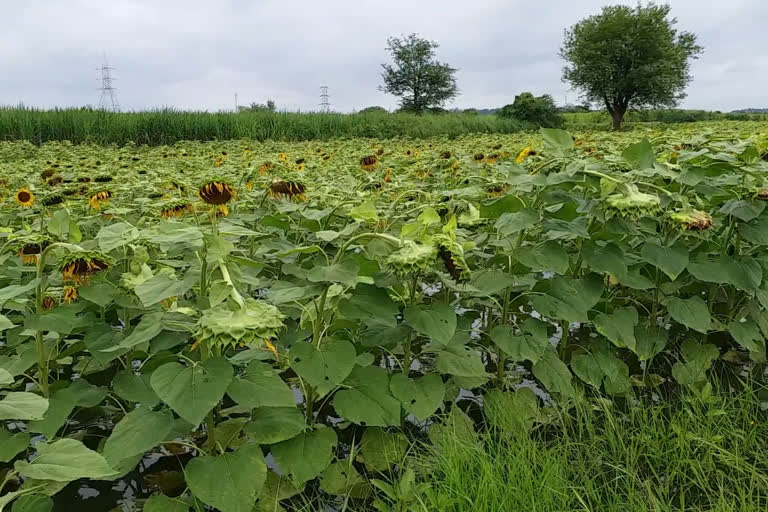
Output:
[
  {"xmin": 159, "ymin": 200, "xmax": 194, "ymax": 218},
  {"xmin": 42, "ymin": 193, "xmax": 65, "ymax": 207},
  {"xmin": 516, "ymin": 146, "xmax": 533, "ymax": 164},
  {"xmin": 360, "ymin": 155, "xmax": 378, "ymax": 172},
  {"xmin": 486, "ymin": 183, "xmax": 508, "ymax": 198},
  {"xmin": 269, "ymin": 179, "xmax": 306, "ymax": 202},
  {"xmin": 89, "ymin": 189, "xmax": 112, "ymax": 209},
  {"xmin": 15, "ymin": 188, "xmax": 35, "ymax": 208},
  {"xmin": 19, "ymin": 239, "xmax": 51, "ymax": 265},
  {"xmin": 277, "ymin": 152, "xmax": 289, "ymax": 163},
  {"xmin": 440, "ymin": 151, "xmax": 451, "ymax": 159},
  {"xmin": 198, "ymin": 180, "xmax": 236, "ymax": 205},
  {"xmin": 60, "ymin": 251, "xmax": 111, "ymax": 286},
  {"xmin": 63, "ymin": 286, "xmax": 78, "ymax": 304},
  {"xmin": 47, "ymin": 176, "xmax": 63, "ymax": 187},
  {"xmin": 42, "ymin": 295, "xmax": 56, "ymax": 311},
  {"xmin": 94, "ymin": 175, "xmax": 113, "ymax": 183},
  {"xmin": 40, "ymin": 168, "xmax": 57, "ymax": 180},
  {"xmin": 433, "ymin": 235, "xmax": 471, "ymax": 282},
  {"xmin": 259, "ymin": 161, "xmax": 275, "ymax": 175},
  {"xmin": 473, "ymin": 153, "xmax": 485, "ymax": 162},
  {"xmin": 603, "ymin": 185, "xmax": 661, "ymax": 218},
  {"xmin": 670, "ymin": 209, "xmax": 713, "ymax": 231},
  {"xmin": 755, "ymin": 189, "xmax": 768, "ymax": 201}
]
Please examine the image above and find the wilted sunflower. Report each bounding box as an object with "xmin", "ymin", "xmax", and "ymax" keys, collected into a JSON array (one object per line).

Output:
[
  {"xmin": 19, "ymin": 239, "xmax": 51, "ymax": 265},
  {"xmin": 434, "ymin": 235, "xmax": 471, "ymax": 282},
  {"xmin": 89, "ymin": 189, "xmax": 112, "ymax": 209},
  {"xmin": 42, "ymin": 193, "xmax": 65, "ymax": 207},
  {"xmin": 269, "ymin": 179, "xmax": 306, "ymax": 201},
  {"xmin": 198, "ymin": 180, "xmax": 236, "ymax": 205},
  {"xmin": 516, "ymin": 146, "xmax": 533, "ymax": 164},
  {"xmin": 60, "ymin": 251, "xmax": 111, "ymax": 285},
  {"xmin": 47, "ymin": 176, "xmax": 63, "ymax": 187},
  {"xmin": 63, "ymin": 286, "xmax": 78, "ymax": 304},
  {"xmin": 42, "ymin": 295, "xmax": 56, "ymax": 311},
  {"xmin": 604, "ymin": 185, "xmax": 661, "ymax": 218},
  {"xmin": 40, "ymin": 169, "xmax": 57, "ymax": 180},
  {"xmin": 486, "ymin": 183, "xmax": 508, "ymax": 198},
  {"xmin": 361, "ymin": 155, "xmax": 378, "ymax": 172},
  {"xmin": 473, "ymin": 153, "xmax": 485, "ymax": 162},
  {"xmin": 386, "ymin": 241, "xmax": 437, "ymax": 275},
  {"xmin": 670, "ymin": 209, "xmax": 713, "ymax": 231},
  {"xmin": 94, "ymin": 175, "xmax": 113, "ymax": 183},
  {"xmin": 277, "ymin": 152, "xmax": 289, "ymax": 163},
  {"xmin": 159, "ymin": 200, "xmax": 194, "ymax": 218},
  {"xmin": 15, "ymin": 188, "xmax": 35, "ymax": 208},
  {"xmin": 259, "ymin": 161, "xmax": 275, "ymax": 175},
  {"xmin": 441, "ymin": 151, "xmax": 451, "ymax": 159},
  {"xmin": 755, "ymin": 189, "xmax": 768, "ymax": 201}
]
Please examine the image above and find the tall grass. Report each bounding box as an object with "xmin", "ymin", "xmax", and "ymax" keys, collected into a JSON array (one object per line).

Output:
[
  {"xmin": 0, "ymin": 107, "xmax": 529, "ymax": 145},
  {"xmin": 411, "ymin": 386, "xmax": 768, "ymax": 512},
  {"xmin": 563, "ymin": 109, "xmax": 768, "ymax": 131}
]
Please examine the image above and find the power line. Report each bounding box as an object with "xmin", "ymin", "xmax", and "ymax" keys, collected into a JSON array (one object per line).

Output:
[
  {"xmin": 97, "ymin": 55, "xmax": 120, "ymax": 112},
  {"xmin": 319, "ymin": 85, "xmax": 331, "ymax": 113}
]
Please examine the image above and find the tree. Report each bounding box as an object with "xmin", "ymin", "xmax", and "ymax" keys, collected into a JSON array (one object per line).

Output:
[
  {"xmin": 380, "ymin": 34, "xmax": 458, "ymax": 114},
  {"xmin": 560, "ymin": 3, "xmax": 702, "ymax": 130},
  {"xmin": 238, "ymin": 100, "xmax": 276, "ymax": 113},
  {"xmin": 359, "ymin": 106, "xmax": 388, "ymax": 114},
  {"xmin": 498, "ymin": 92, "xmax": 564, "ymax": 128}
]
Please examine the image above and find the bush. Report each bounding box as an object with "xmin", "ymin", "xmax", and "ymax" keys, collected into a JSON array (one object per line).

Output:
[
  {"xmin": 359, "ymin": 106, "xmax": 388, "ymax": 114},
  {"xmin": 499, "ymin": 92, "xmax": 564, "ymax": 128}
]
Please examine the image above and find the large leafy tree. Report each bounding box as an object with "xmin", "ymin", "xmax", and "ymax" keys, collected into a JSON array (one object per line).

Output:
[
  {"xmin": 380, "ymin": 34, "xmax": 458, "ymax": 114},
  {"xmin": 560, "ymin": 3, "xmax": 702, "ymax": 130}
]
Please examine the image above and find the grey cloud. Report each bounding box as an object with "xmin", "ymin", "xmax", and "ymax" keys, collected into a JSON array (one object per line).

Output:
[{"xmin": 1, "ymin": 0, "xmax": 765, "ymax": 112}]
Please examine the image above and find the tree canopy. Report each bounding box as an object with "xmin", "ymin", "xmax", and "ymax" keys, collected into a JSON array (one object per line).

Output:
[
  {"xmin": 560, "ymin": 3, "xmax": 702, "ymax": 130},
  {"xmin": 498, "ymin": 92, "xmax": 564, "ymax": 128},
  {"xmin": 380, "ymin": 34, "xmax": 459, "ymax": 114}
]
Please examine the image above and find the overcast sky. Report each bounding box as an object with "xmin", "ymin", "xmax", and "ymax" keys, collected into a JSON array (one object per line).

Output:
[{"xmin": 2, "ymin": 0, "xmax": 765, "ymax": 112}]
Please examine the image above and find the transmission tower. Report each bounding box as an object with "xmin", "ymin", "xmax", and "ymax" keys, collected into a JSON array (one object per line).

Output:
[
  {"xmin": 97, "ymin": 57, "xmax": 120, "ymax": 111},
  {"xmin": 319, "ymin": 86, "xmax": 331, "ymax": 113}
]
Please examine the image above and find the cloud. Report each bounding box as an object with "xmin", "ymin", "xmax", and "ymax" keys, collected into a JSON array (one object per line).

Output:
[{"xmin": 0, "ymin": 0, "xmax": 765, "ymax": 112}]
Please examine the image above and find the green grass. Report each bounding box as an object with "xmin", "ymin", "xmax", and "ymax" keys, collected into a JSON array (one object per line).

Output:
[
  {"xmin": 0, "ymin": 107, "xmax": 529, "ymax": 145},
  {"xmin": 410, "ymin": 385, "xmax": 768, "ymax": 512},
  {"xmin": 563, "ymin": 109, "xmax": 768, "ymax": 131}
]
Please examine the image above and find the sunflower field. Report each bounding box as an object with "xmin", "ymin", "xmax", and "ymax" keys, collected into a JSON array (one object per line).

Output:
[{"xmin": 1, "ymin": 122, "xmax": 768, "ymax": 511}]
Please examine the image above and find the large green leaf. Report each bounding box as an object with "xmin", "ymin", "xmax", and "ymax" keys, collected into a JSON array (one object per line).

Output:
[
  {"xmin": 306, "ymin": 261, "xmax": 360, "ymax": 287},
  {"xmin": 490, "ymin": 317, "xmax": 549, "ymax": 363},
  {"xmin": 333, "ymin": 366, "xmax": 400, "ymax": 426},
  {"xmin": 290, "ymin": 339, "xmax": 356, "ymax": 396},
  {"xmin": 593, "ymin": 307, "xmax": 638, "ymax": 350},
  {"xmin": 540, "ymin": 128, "xmax": 573, "ymax": 157},
  {"xmin": 0, "ymin": 393, "xmax": 49, "ymax": 421},
  {"xmin": 227, "ymin": 361, "xmax": 296, "ymax": 409},
  {"xmin": 622, "ymin": 138, "xmax": 656, "ymax": 169},
  {"xmin": 528, "ymin": 275, "xmax": 603, "ymax": 323},
  {"xmin": 483, "ymin": 388, "xmax": 538, "ymax": 432},
  {"xmin": 359, "ymin": 427, "xmax": 409, "ymax": 471},
  {"xmin": 102, "ymin": 312, "xmax": 165, "ymax": 352},
  {"xmin": 0, "ymin": 428, "xmax": 29, "ymax": 462},
  {"xmin": 516, "ymin": 241, "xmax": 569, "ymax": 275},
  {"xmin": 667, "ymin": 296, "xmax": 711, "ymax": 333},
  {"xmin": 319, "ymin": 462, "xmax": 370, "ymax": 498},
  {"xmin": 583, "ymin": 242, "xmax": 626, "ymax": 278},
  {"xmin": 29, "ymin": 380, "xmax": 107, "ymax": 438},
  {"xmin": 134, "ymin": 273, "xmax": 197, "ymax": 307},
  {"xmin": 494, "ymin": 208, "xmax": 540, "ymax": 236},
  {"xmin": 641, "ymin": 243, "xmax": 689, "ymax": 280},
  {"xmin": 728, "ymin": 319, "xmax": 766, "ymax": 354},
  {"xmin": 272, "ymin": 426, "xmax": 337, "ymax": 485},
  {"xmin": 672, "ymin": 339, "xmax": 719, "ymax": 386},
  {"xmin": 143, "ymin": 495, "xmax": 190, "ymax": 512},
  {"xmin": 337, "ymin": 285, "xmax": 399, "ymax": 328},
  {"xmin": 634, "ymin": 326, "xmax": 668, "ymax": 361},
  {"xmin": 435, "ymin": 346, "xmax": 487, "ymax": 378},
  {"xmin": 150, "ymin": 357, "xmax": 233, "ymax": 426},
  {"xmin": 102, "ymin": 407, "xmax": 174, "ymax": 467},
  {"xmin": 14, "ymin": 439, "xmax": 115, "ymax": 482},
  {"xmin": 9, "ymin": 494, "xmax": 53, "ymax": 512},
  {"xmin": 97, "ymin": 222, "xmax": 140, "ymax": 252},
  {"xmin": 112, "ymin": 371, "xmax": 160, "ymax": 406},
  {"xmin": 389, "ymin": 373, "xmax": 445, "ymax": 420},
  {"xmin": 244, "ymin": 407, "xmax": 306, "ymax": 444},
  {"xmin": 186, "ymin": 442, "xmax": 266, "ymax": 512},
  {"xmin": 403, "ymin": 303, "xmax": 457, "ymax": 346},
  {"xmin": 532, "ymin": 347, "xmax": 574, "ymax": 397}
]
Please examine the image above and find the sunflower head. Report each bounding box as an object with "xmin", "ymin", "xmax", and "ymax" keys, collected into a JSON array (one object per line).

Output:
[
  {"xmin": 259, "ymin": 161, "xmax": 275, "ymax": 175},
  {"xmin": 433, "ymin": 234, "xmax": 471, "ymax": 282},
  {"xmin": 486, "ymin": 183, "xmax": 508, "ymax": 198},
  {"xmin": 441, "ymin": 151, "xmax": 451, "ymax": 159},
  {"xmin": 198, "ymin": 179, "xmax": 236, "ymax": 205},
  {"xmin": 670, "ymin": 209, "xmax": 713, "ymax": 231},
  {"xmin": 361, "ymin": 155, "xmax": 378, "ymax": 172},
  {"xmin": 473, "ymin": 153, "xmax": 485, "ymax": 162},
  {"xmin": 42, "ymin": 295, "xmax": 57, "ymax": 311},
  {"xmin": 15, "ymin": 188, "xmax": 35, "ymax": 208},
  {"xmin": 196, "ymin": 298, "xmax": 285, "ymax": 349},
  {"xmin": 516, "ymin": 146, "xmax": 534, "ymax": 164},
  {"xmin": 19, "ymin": 238, "xmax": 51, "ymax": 265},
  {"xmin": 40, "ymin": 169, "xmax": 57, "ymax": 180},
  {"xmin": 603, "ymin": 185, "xmax": 661, "ymax": 218},
  {"xmin": 269, "ymin": 179, "xmax": 306, "ymax": 202},
  {"xmin": 63, "ymin": 286, "xmax": 78, "ymax": 304},
  {"xmin": 89, "ymin": 189, "xmax": 112, "ymax": 209},
  {"xmin": 42, "ymin": 193, "xmax": 65, "ymax": 207},
  {"xmin": 755, "ymin": 189, "xmax": 768, "ymax": 201},
  {"xmin": 60, "ymin": 251, "xmax": 111, "ymax": 285},
  {"xmin": 47, "ymin": 176, "xmax": 63, "ymax": 187},
  {"xmin": 159, "ymin": 200, "xmax": 194, "ymax": 218},
  {"xmin": 386, "ymin": 241, "xmax": 437, "ymax": 275},
  {"xmin": 94, "ymin": 175, "xmax": 113, "ymax": 183}
]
